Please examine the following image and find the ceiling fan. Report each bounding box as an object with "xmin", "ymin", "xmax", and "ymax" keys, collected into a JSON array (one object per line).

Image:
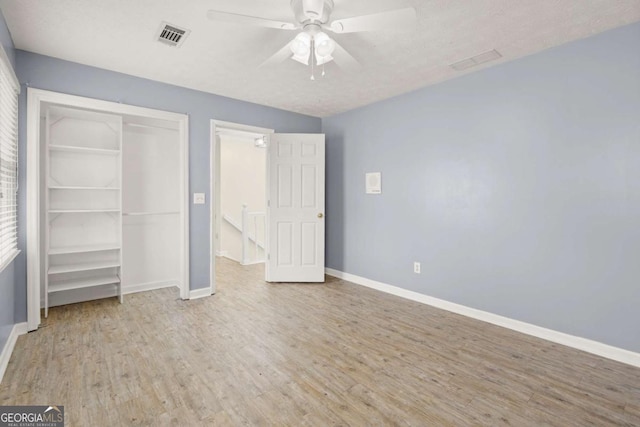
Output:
[{"xmin": 207, "ymin": 0, "xmax": 416, "ymax": 79}]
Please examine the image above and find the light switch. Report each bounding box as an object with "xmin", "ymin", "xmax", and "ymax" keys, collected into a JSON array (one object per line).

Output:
[{"xmin": 193, "ymin": 193, "xmax": 205, "ymax": 204}]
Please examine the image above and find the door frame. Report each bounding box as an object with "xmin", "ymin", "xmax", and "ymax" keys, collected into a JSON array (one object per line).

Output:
[
  {"xmin": 26, "ymin": 88, "xmax": 190, "ymax": 331},
  {"xmin": 209, "ymin": 120, "xmax": 274, "ymax": 293}
]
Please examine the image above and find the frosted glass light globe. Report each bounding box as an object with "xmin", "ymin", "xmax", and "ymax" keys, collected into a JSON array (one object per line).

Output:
[
  {"xmin": 290, "ymin": 32, "xmax": 311, "ymax": 56},
  {"xmin": 314, "ymin": 32, "xmax": 335, "ymax": 57}
]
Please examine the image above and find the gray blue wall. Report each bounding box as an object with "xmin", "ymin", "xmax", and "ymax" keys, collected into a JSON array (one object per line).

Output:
[
  {"xmin": 3, "ymin": 12, "xmax": 638, "ymax": 357},
  {"xmin": 322, "ymin": 23, "xmax": 640, "ymax": 353},
  {"xmin": 13, "ymin": 51, "xmax": 321, "ymax": 322},
  {"xmin": 0, "ymin": 9, "xmax": 17, "ymax": 357}
]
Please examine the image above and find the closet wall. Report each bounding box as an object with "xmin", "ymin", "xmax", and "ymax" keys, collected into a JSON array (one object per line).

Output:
[
  {"xmin": 122, "ymin": 123, "xmax": 182, "ymax": 292},
  {"xmin": 40, "ymin": 102, "xmax": 186, "ymax": 309}
]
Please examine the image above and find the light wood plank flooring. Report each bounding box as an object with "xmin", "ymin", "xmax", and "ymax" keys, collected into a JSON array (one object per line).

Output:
[{"xmin": 1, "ymin": 257, "xmax": 639, "ymax": 426}]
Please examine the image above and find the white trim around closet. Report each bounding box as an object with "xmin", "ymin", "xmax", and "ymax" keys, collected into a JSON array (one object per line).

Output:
[{"xmin": 26, "ymin": 88, "xmax": 190, "ymax": 331}]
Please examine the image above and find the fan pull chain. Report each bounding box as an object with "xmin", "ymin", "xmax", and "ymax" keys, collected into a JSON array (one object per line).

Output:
[{"xmin": 310, "ymin": 38, "xmax": 315, "ymax": 81}]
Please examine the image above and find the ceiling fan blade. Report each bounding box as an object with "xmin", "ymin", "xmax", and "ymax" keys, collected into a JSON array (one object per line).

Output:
[
  {"xmin": 207, "ymin": 10, "xmax": 297, "ymax": 31},
  {"xmin": 328, "ymin": 7, "xmax": 416, "ymax": 34},
  {"xmin": 259, "ymin": 41, "xmax": 294, "ymax": 68},
  {"xmin": 331, "ymin": 41, "xmax": 361, "ymax": 72}
]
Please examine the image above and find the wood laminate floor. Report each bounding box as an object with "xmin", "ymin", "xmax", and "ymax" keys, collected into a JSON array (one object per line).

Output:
[{"xmin": 1, "ymin": 257, "xmax": 639, "ymax": 426}]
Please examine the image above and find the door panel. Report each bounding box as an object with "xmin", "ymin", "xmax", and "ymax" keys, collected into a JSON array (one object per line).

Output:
[
  {"xmin": 277, "ymin": 165, "xmax": 293, "ymax": 207},
  {"xmin": 266, "ymin": 133, "xmax": 325, "ymax": 282},
  {"xmin": 301, "ymin": 222, "xmax": 317, "ymax": 266},
  {"xmin": 301, "ymin": 165, "xmax": 317, "ymax": 208},
  {"xmin": 277, "ymin": 222, "xmax": 294, "ymax": 266}
]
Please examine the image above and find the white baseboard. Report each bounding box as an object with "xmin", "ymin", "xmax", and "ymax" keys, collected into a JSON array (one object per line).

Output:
[
  {"xmin": 190, "ymin": 287, "xmax": 212, "ymax": 300},
  {"xmin": 0, "ymin": 322, "xmax": 28, "ymax": 384},
  {"xmin": 48, "ymin": 286, "xmax": 118, "ymax": 307},
  {"xmin": 123, "ymin": 280, "xmax": 179, "ymax": 295},
  {"xmin": 221, "ymin": 254, "xmax": 240, "ymax": 263},
  {"xmin": 241, "ymin": 260, "xmax": 265, "ymax": 266},
  {"xmin": 325, "ymin": 268, "xmax": 640, "ymax": 368},
  {"xmin": 215, "ymin": 250, "xmax": 229, "ymax": 257},
  {"xmin": 46, "ymin": 281, "xmax": 180, "ymax": 307}
]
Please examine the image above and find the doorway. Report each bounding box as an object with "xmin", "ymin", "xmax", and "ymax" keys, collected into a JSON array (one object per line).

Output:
[
  {"xmin": 210, "ymin": 120, "xmax": 274, "ymax": 294},
  {"xmin": 210, "ymin": 121, "xmax": 327, "ymax": 292}
]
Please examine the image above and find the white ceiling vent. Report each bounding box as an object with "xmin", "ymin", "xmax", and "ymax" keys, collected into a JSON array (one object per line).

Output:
[
  {"xmin": 156, "ymin": 22, "xmax": 190, "ymax": 47},
  {"xmin": 450, "ymin": 49, "xmax": 502, "ymax": 71}
]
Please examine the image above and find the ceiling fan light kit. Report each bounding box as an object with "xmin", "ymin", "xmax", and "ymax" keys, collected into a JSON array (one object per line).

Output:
[
  {"xmin": 289, "ymin": 28, "xmax": 336, "ymax": 77},
  {"xmin": 207, "ymin": 0, "xmax": 416, "ymax": 79},
  {"xmin": 290, "ymin": 32, "xmax": 312, "ymax": 64},
  {"xmin": 314, "ymin": 31, "xmax": 335, "ymax": 57}
]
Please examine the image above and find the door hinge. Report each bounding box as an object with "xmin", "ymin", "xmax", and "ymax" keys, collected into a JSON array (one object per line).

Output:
[
  {"xmin": 267, "ymin": 254, "xmax": 270, "ymax": 260},
  {"xmin": 267, "ymin": 200, "xmax": 270, "ymax": 207}
]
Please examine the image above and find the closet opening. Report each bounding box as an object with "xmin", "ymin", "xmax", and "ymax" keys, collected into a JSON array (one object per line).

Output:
[
  {"xmin": 210, "ymin": 120, "xmax": 274, "ymax": 294},
  {"xmin": 26, "ymin": 89, "xmax": 189, "ymax": 330}
]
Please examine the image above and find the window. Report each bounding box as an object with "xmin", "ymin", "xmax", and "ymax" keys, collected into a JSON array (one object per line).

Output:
[{"xmin": 0, "ymin": 45, "xmax": 19, "ymax": 271}]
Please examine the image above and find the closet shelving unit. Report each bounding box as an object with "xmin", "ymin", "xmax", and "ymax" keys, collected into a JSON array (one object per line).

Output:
[
  {"xmin": 45, "ymin": 106, "xmax": 123, "ymax": 316},
  {"xmin": 26, "ymin": 89, "xmax": 189, "ymax": 329}
]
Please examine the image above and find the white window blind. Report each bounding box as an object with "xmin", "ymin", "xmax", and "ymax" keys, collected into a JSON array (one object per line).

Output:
[{"xmin": 0, "ymin": 46, "xmax": 19, "ymax": 271}]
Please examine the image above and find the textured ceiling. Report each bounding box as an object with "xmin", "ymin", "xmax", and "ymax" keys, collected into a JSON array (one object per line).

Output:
[{"xmin": 1, "ymin": 0, "xmax": 639, "ymax": 117}]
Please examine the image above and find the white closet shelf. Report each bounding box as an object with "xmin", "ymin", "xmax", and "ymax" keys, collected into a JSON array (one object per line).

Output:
[
  {"xmin": 44, "ymin": 105, "xmax": 125, "ymax": 318},
  {"xmin": 49, "ymin": 105, "xmax": 123, "ymax": 125},
  {"xmin": 49, "ymin": 145, "xmax": 120, "ymax": 155},
  {"xmin": 48, "ymin": 209, "xmax": 121, "ymax": 214},
  {"xmin": 48, "ymin": 274, "xmax": 120, "ymax": 293},
  {"xmin": 49, "ymin": 186, "xmax": 120, "ymax": 190},
  {"xmin": 122, "ymin": 211, "xmax": 180, "ymax": 216},
  {"xmin": 48, "ymin": 244, "xmax": 121, "ymax": 255},
  {"xmin": 48, "ymin": 260, "xmax": 121, "ymax": 275}
]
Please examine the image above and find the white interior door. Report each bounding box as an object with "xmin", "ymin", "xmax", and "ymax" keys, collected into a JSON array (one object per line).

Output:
[{"xmin": 266, "ymin": 133, "xmax": 325, "ymax": 282}]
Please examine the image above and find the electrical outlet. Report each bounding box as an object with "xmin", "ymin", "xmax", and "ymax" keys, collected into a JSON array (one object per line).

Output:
[{"xmin": 414, "ymin": 262, "xmax": 421, "ymax": 274}]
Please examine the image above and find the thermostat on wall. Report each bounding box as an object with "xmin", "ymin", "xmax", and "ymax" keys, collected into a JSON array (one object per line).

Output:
[{"xmin": 366, "ymin": 172, "xmax": 382, "ymax": 194}]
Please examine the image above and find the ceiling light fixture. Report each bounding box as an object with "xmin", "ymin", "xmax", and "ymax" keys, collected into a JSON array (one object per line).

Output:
[
  {"xmin": 314, "ymin": 31, "xmax": 335, "ymax": 66},
  {"xmin": 290, "ymin": 28, "xmax": 336, "ymax": 80},
  {"xmin": 290, "ymin": 32, "xmax": 312, "ymax": 64}
]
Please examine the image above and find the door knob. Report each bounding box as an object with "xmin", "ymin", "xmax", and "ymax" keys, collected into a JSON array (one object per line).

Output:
[{"xmin": 318, "ymin": 213, "xmax": 324, "ymax": 218}]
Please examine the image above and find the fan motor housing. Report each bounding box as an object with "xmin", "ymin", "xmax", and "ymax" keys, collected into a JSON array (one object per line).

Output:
[{"xmin": 291, "ymin": 0, "xmax": 334, "ymax": 24}]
